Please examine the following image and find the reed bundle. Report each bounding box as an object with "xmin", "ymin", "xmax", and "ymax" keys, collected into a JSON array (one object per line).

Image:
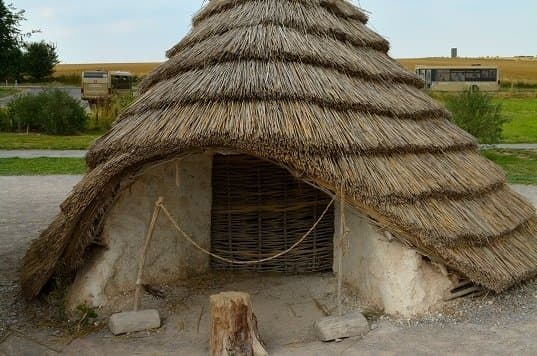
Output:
[
  {"xmin": 168, "ymin": 0, "xmax": 387, "ymax": 59},
  {"xmin": 22, "ymin": 0, "xmax": 536, "ymax": 299}
]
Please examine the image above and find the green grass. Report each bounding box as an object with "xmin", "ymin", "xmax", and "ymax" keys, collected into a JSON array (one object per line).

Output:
[
  {"xmin": 482, "ymin": 149, "xmax": 537, "ymax": 185},
  {"xmin": 497, "ymin": 97, "xmax": 537, "ymax": 143},
  {"xmin": 429, "ymin": 90, "xmax": 537, "ymax": 144},
  {"xmin": 0, "ymin": 133, "xmax": 100, "ymax": 150},
  {"xmin": 0, "ymin": 87, "xmax": 18, "ymax": 98},
  {"xmin": 0, "ymin": 157, "xmax": 86, "ymax": 176}
]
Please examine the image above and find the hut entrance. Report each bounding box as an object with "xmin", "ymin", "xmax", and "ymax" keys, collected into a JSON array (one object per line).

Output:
[{"xmin": 210, "ymin": 154, "xmax": 335, "ymax": 273}]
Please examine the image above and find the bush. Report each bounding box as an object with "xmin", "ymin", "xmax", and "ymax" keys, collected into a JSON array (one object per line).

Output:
[
  {"xmin": 5, "ymin": 89, "xmax": 87, "ymax": 134},
  {"xmin": 445, "ymin": 90, "xmax": 509, "ymax": 144},
  {"xmin": 0, "ymin": 107, "xmax": 10, "ymax": 131},
  {"xmin": 4, "ymin": 92, "xmax": 45, "ymax": 132}
]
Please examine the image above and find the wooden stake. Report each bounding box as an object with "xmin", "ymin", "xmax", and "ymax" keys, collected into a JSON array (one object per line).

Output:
[
  {"xmin": 210, "ymin": 292, "xmax": 267, "ymax": 356},
  {"xmin": 337, "ymin": 184, "xmax": 345, "ymax": 317},
  {"xmin": 133, "ymin": 196, "xmax": 164, "ymax": 311},
  {"xmin": 175, "ymin": 161, "xmax": 181, "ymax": 187}
]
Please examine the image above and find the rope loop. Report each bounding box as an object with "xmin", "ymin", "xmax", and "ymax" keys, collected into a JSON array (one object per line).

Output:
[{"xmin": 157, "ymin": 197, "xmax": 335, "ymax": 265}]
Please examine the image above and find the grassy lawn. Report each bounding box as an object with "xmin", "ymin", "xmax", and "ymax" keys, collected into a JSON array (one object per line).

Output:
[
  {"xmin": 0, "ymin": 133, "xmax": 100, "ymax": 150},
  {"xmin": 482, "ymin": 149, "xmax": 537, "ymax": 185},
  {"xmin": 0, "ymin": 157, "xmax": 86, "ymax": 176},
  {"xmin": 497, "ymin": 96, "xmax": 537, "ymax": 143},
  {"xmin": 430, "ymin": 90, "xmax": 537, "ymax": 144}
]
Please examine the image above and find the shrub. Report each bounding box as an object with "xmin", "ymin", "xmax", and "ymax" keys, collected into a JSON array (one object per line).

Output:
[
  {"xmin": 6, "ymin": 89, "xmax": 87, "ymax": 134},
  {"xmin": 0, "ymin": 107, "xmax": 11, "ymax": 131},
  {"xmin": 445, "ymin": 90, "xmax": 509, "ymax": 144},
  {"xmin": 4, "ymin": 92, "xmax": 45, "ymax": 132}
]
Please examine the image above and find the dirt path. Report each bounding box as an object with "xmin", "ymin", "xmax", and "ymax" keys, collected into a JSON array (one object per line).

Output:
[
  {"xmin": 0, "ymin": 151, "xmax": 87, "ymax": 159},
  {"xmin": 1, "ymin": 176, "xmax": 536, "ymax": 355},
  {"xmin": 0, "ymin": 176, "xmax": 82, "ymax": 341},
  {"xmin": 481, "ymin": 143, "xmax": 537, "ymax": 150}
]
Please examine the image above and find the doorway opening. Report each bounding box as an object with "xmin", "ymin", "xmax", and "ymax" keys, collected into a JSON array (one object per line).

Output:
[{"xmin": 210, "ymin": 154, "xmax": 335, "ymax": 273}]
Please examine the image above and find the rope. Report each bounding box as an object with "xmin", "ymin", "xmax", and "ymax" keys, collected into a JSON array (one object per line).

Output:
[{"xmin": 157, "ymin": 197, "xmax": 335, "ymax": 265}]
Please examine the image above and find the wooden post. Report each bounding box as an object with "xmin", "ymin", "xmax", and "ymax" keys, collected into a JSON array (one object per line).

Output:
[
  {"xmin": 210, "ymin": 292, "xmax": 267, "ymax": 356},
  {"xmin": 337, "ymin": 184, "xmax": 345, "ymax": 317},
  {"xmin": 133, "ymin": 196, "xmax": 164, "ymax": 311}
]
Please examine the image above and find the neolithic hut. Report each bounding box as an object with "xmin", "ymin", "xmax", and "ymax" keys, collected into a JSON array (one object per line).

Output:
[{"xmin": 22, "ymin": 0, "xmax": 536, "ymax": 316}]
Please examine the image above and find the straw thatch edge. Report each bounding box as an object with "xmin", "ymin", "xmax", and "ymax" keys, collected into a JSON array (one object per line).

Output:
[
  {"xmin": 21, "ymin": 147, "xmax": 537, "ymax": 298},
  {"xmin": 146, "ymin": 23, "xmax": 420, "ymax": 92}
]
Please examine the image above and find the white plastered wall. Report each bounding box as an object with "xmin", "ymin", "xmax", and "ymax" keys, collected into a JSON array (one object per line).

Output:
[
  {"xmin": 334, "ymin": 202, "xmax": 454, "ymax": 317},
  {"xmin": 66, "ymin": 152, "xmax": 452, "ymax": 316},
  {"xmin": 67, "ymin": 152, "xmax": 213, "ymax": 310}
]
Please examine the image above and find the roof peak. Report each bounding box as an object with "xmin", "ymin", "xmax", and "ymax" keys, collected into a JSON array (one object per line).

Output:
[
  {"xmin": 166, "ymin": 1, "xmax": 384, "ymax": 61},
  {"xmin": 194, "ymin": 0, "xmax": 369, "ymax": 26}
]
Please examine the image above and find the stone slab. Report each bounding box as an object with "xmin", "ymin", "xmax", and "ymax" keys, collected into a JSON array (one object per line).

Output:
[
  {"xmin": 314, "ymin": 312, "xmax": 369, "ymax": 341},
  {"xmin": 108, "ymin": 309, "xmax": 161, "ymax": 335}
]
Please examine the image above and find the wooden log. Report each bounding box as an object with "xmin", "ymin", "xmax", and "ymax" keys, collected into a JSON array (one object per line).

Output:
[{"xmin": 210, "ymin": 292, "xmax": 268, "ymax": 356}]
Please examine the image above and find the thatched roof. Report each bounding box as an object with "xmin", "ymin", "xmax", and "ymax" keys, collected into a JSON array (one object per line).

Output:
[{"xmin": 22, "ymin": 0, "xmax": 536, "ymax": 298}]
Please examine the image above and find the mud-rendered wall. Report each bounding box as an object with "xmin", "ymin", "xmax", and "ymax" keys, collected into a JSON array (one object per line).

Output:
[
  {"xmin": 67, "ymin": 153, "xmax": 213, "ymax": 309},
  {"xmin": 67, "ymin": 152, "xmax": 452, "ymax": 315},
  {"xmin": 334, "ymin": 203, "xmax": 454, "ymax": 317}
]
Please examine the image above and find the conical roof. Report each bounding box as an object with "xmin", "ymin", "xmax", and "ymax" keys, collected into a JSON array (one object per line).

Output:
[{"xmin": 22, "ymin": 0, "xmax": 536, "ymax": 298}]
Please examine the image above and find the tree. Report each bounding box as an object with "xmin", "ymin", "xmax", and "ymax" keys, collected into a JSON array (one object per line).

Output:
[
  {"xmin": 1, "ymin": 47, "xmax": 23, "ymax": 81},
  {"xmin": 0, "ymin": 1, "xmax": 26, "ymax": 80},
  {"xmin": 446, "ymin": 90, "xmax": 509, "ymax": 144},
  {"xmin": 22, "ymin": 41, "xmax": 59, "ymax": 81}
]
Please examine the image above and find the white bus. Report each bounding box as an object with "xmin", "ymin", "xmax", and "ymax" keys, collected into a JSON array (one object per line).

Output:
[
  {"xmin": 415, "ymin": 65, "xmax": 500, "ymax": 92},
  {"xmin": 81, "ymin": 70, "xmax": 109, "ymax": 102},
  {"xmin": 81, "ymin": 70, "xmax": 134, "ymax": 103}
]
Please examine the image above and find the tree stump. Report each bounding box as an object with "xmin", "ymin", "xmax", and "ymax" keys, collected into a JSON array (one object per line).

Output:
[{"xmin": 210, "ymin": 292, "xmax": 268, "ymax": 356}]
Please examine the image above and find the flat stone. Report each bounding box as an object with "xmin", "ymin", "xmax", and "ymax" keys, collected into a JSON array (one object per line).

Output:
[
  {"xmin": 108, "ymin": 309, "xmax": 161, "ymax": 335},
  {"xmin": 314, "ymin": 312, "xmax": 370, "ymax": 342}
]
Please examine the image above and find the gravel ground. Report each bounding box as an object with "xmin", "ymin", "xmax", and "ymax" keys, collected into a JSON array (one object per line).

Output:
[
  {"xmin": 0, "ymin": 176, "xmax": 536, "ymax": 355},
  {"xmin": 0, "ymin": 176, "xmax": 82, "ymax": 339}
]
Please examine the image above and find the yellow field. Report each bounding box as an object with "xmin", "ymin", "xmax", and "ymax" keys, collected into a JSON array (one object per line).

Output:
[
  {"xmin": 55, "ymin": 57, "xmax": 537, "ymax": 83},
  {"xmin": 399, "ymin": 57, "xmax": 537, "ymax": 84},
  {"xmin": 54, "ymin": 62, "xmax": 161, "ymax": 77}
]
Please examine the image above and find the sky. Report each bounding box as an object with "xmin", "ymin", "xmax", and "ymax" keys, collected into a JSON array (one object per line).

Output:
[{"xmin": 13, "ymin": 0, "xmax": 537, "ymax": 64}]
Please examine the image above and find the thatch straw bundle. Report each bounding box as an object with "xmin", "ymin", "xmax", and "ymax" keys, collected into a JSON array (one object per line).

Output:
[{"xmin": 22, "ymin": 0, "xmax": 536, "ymax": 298}]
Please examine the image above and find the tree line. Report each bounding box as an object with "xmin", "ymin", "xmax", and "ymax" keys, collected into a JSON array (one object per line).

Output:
[{"xmin": 0, "ymin": 0, "xmax": 59, "ymax": 82}]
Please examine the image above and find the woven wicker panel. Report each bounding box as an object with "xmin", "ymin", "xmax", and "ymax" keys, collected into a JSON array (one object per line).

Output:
[{"xmin": 211, "ymin": 154, "xmax": 335, "ymax": 273}]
